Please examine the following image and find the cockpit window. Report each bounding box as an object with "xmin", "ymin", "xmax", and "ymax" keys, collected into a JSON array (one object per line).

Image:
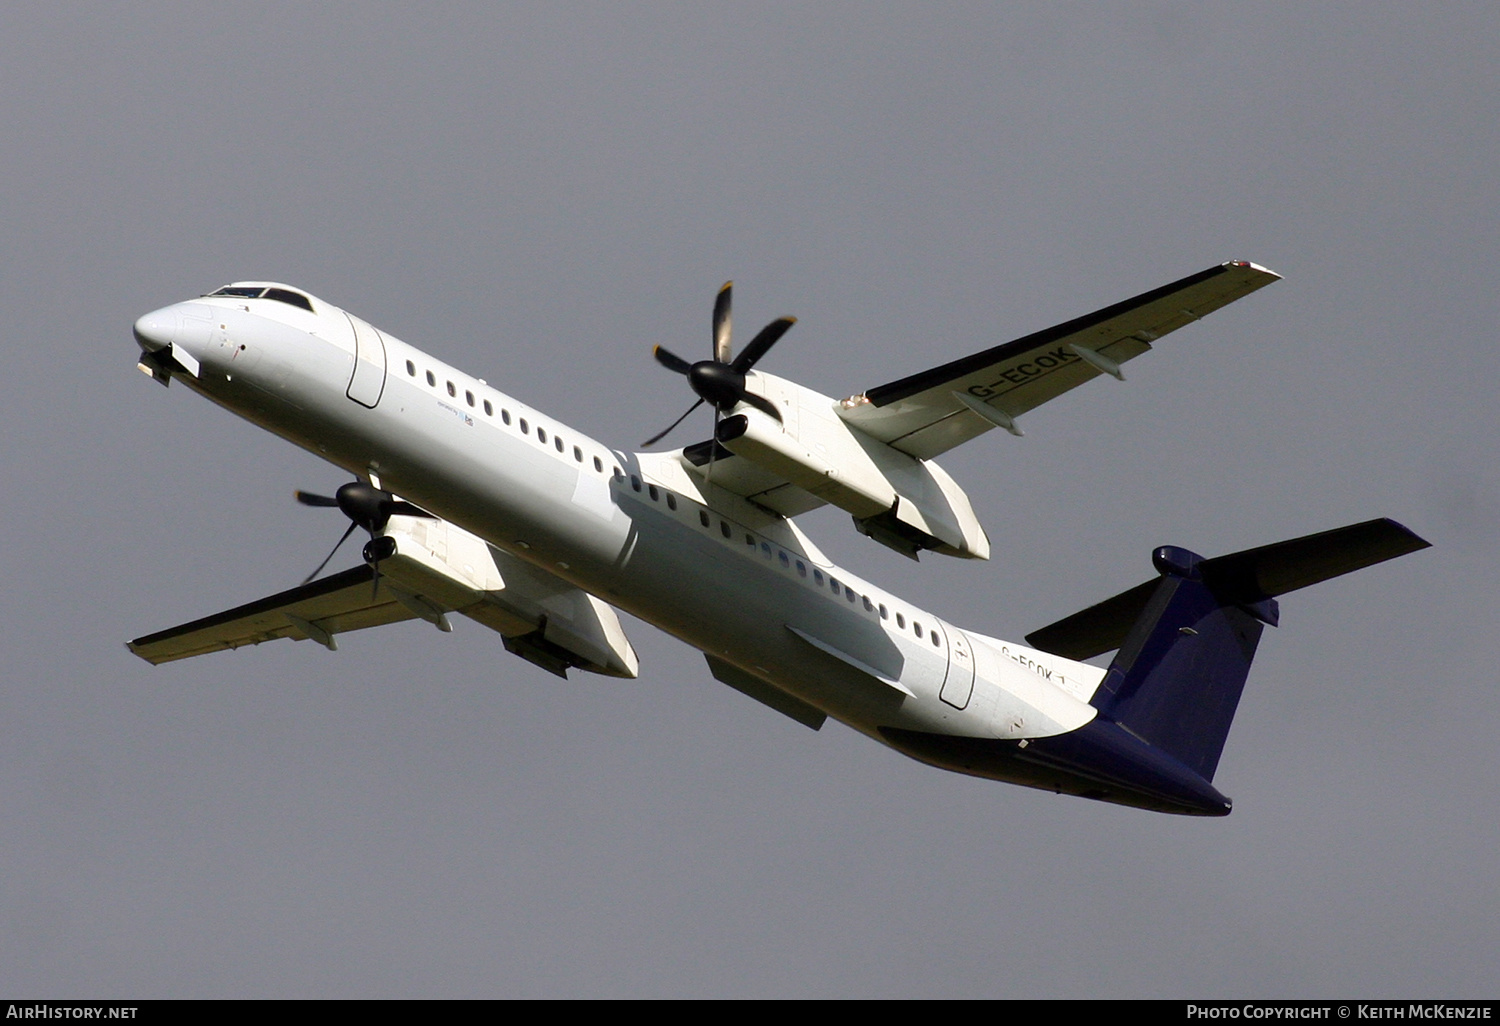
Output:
[
  {"xmin": 262, "ymin": 288, "xmax": 314, "ymax": 312},
  {"xmin": 207, "ymin": 285, "xmax": 315, "ymax": 312}
]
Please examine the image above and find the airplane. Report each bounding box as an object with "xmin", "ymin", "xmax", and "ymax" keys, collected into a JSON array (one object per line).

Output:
[{"xmin": 127, "ymin": 262, "xmax": 1429, "ymax": 816}]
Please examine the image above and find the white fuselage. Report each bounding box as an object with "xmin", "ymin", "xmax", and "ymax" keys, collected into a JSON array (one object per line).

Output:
[{"xmin": 141, "ymin": 290, "xmax": 1103, "ymax": 762}]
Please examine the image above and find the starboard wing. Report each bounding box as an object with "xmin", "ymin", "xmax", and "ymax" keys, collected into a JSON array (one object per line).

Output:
[{"xmin": 838, "ymin": 261, "xmax": 1280, "ymax": 460}]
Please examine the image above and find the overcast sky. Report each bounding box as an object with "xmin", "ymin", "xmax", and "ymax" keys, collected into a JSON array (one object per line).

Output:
[{"xmin": 2, "ymin": 2, "xmax": 1496, "ymax": 998}]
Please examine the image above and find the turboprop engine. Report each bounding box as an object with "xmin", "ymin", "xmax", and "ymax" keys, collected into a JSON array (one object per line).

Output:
[{"xmin": 705, "ymin": 371, "xmax": 990, "ymax": 560}]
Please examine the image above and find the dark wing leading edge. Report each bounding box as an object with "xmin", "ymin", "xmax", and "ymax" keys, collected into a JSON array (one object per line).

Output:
[
  {"xmin": 127, "ymin": 565, "xmax": 418, "ymax": 663},
  {"xmin": 837, "ymin": 262, "xmax": 1281, "ymax": 460}
]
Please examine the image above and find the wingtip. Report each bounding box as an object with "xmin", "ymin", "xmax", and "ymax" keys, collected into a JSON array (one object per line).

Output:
[
  {"xmin": 1379, "ymin": 517, "xmax": 1433, "ymax": 553},
  {"xmin": 1225, "ymin": 260, "xmax": 1282, "ymax": 281}
]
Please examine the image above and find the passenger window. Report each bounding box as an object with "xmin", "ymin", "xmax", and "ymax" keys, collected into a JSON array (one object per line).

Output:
[
  {"xmin": 537, "ymin": 427, "xmax": 547, "ymax": 444},
  {"xmin": 520, "ymin": 418, "xmax": 529, "ymax": 434},
  {"xmin": 829, "ymin": 577, "xmax": 839, "ymax": 592},
  {"xmin": 465, "ymin": 390, "xmax": 475, "ymax": 407},
  {"xmin": 426, "ymin": 371, "xmax": 436, "ymax": 386},
  {"xmin": 648, "ymin": 484, "xmax": 659, "ymax": 501},
  {"xmin": 796, "ymin": 560, "xmax": 806, "ymax": 577},
  {"xmin": 574, "ymin": 446, "xmax": 584, "ymax": 463},
  {"xmin": 879, "ymin": 604, "xmax": 888, "ymax": 620},
  {"xmin": 932, "ymin": 631, "xmax": 942, "ymax": 647},
  {"xmin": 501, "ymin": 409, "xmax": 511, "ymax": 425},
  {"xmin": 613, "ymin": 466, "xmax": 623, "ymax": 480},
  {"xmin": 699, "ymin": 510, "xmax": 710, "ymax": 527},
  {"xmin": 778, "ymin": 551, "xmax": 790, "ymax": 568},
  {"xmin": 896, "ymin": 613, "xmax": 906, "ymax": 629},
  {"xmin": 720, "ymin": 521, "xmax": 731, "ymax": 539},
  {"xmin": 593, "ymin": 456, "xmax": 603, "ymax": 472},
  {"xmin": 447, "ymin": 381, "xmax": 456, "ymax": 397},
  {"xmin": 745, "ymin": 534, "xmax": 754, "ymax": 546},
  {"xmin": 846, "ymin": 588, "xmax": 857, "ymax": 604},
  {"xmin": 406, "ymin": 360, "xmax": 416, "ymax": 376},
  {"xmin": 814, "ymin": 570, "xmax": 824, "ymax": 585},
  {"xmin": 863, "ymin": 596, "xmax": 874, "ymax": 612},
  {"xmin": 760, "ymin": 542, "xmax": 772, "ymax": 558},
  {"xmin": 555, "ymin": 436, "xmax": 565, "ymax": 453},
  {"xmin": 483, "ymin": 399, "xmax": 493, "ymax": 416},
  {"xmin": 666, "ymin": 493, "xmax": 677, "ymax": 511},
  {"xmin": 914, "ymin": 622, "xmax": 923, "ymax": 638},
  {"xmin": 630, "ymin": 475, "xmax": 641, "ymax": 492}
]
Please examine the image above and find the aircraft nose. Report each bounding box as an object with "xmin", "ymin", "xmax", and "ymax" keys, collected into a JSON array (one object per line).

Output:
[{"xmin": 133, "ymin": 307, "xmax": 179, "ymax": 352}]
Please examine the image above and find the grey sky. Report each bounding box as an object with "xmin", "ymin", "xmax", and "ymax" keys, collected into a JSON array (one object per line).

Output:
[{"xmin": 2, "ymin": 2, "xmax": 1496, "ymax": 997}]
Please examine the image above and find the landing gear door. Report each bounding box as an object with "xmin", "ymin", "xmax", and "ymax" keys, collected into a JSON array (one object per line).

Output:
[
  {"xmin": 939, "ymin": 624, "xmax": 976, "ymax": 710},
  {"xmin": 345, "ymin": 313, "xmax": 388, "ymax": 408}
]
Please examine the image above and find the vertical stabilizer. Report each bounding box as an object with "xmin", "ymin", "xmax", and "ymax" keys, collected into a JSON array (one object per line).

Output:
[
  {"xmin": 1090, "ymin": 547, "xmax": 1275, "ymax": 781},
  {"xmin": 1023, "ymin": 519, "xmax": 1430, "ymax": 805}
]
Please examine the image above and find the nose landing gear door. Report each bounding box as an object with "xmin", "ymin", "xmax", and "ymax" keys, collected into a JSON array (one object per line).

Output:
[{"xmin": 345, "ymin": 313, "xmax": 388, "ymax": 408}]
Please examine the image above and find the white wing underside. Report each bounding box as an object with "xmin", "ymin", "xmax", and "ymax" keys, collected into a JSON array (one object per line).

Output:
[
  {"xmin": 675, "ymin": 262, "xmax": 1279, "ymax": 517},
  {"xmin": 839, "ymin": 261, "xmax": 1281, "ymax": 460},
  {"xmin": 128, "ymin": 565, "xmax": 425, "ymax": 663},
  {"xmin": 129, "ymin": 516, "xmax": 641, "ymax": 678}
]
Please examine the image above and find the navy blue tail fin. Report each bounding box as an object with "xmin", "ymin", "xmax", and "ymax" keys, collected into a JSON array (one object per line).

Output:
[
  {"xmin": 1089, "ymin": 548, "xmax": 1272, "ymax": 781},
  {"xmin": 1026, "ymin": 519, "xmax": 1430, "ymax": 782}
]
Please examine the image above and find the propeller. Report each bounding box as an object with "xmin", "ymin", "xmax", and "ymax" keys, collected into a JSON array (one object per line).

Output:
[
  {"xmin": 643, "ymin": 281, "xmax": 795, "ymax": 448},
  {"xmin": 295, "ymin": 481, "xmax": 433, "ymax": 590}
]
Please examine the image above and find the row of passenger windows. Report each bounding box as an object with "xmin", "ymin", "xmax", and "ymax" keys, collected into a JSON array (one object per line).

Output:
[
  {"xmin": 624, "ymin": 472, "xmax": 942, "ymax": 648},
  {"xmin": 403, "ymin": 355, "xmax": 938, "ymax": 648},
  {"xmin": 405, "ymin": 358, "xmax": 612, "ymax": 476}
]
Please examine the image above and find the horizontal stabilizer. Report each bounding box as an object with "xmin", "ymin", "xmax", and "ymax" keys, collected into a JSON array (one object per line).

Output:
[
  {"xmin": 1027, "ymin": 518, "xmax": 1430, "ymax": 660},
  {"xmin": 1189, "ymin": 517, "xmax": 1430, "ymax": 605},
  {"xmin": 1024, "ymin": 579, "xmax": 1159, "ymax": 665}
]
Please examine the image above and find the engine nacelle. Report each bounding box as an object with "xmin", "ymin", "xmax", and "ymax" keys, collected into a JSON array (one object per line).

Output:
[
  {"xmin": 714, "ymin": 376, "xmax": 990, "ymax": 560},
  {"xmin": 377, "ymin": 515, "xmax": 640, "ymax": 678}
]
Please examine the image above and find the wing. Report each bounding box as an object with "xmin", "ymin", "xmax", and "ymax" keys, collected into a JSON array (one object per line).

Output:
[
  {"xmin": 129, "ymin": 514, "xmax": 640, "ymax": 678},
  {"xmin": 127, "ymin": 565, "xmax": 419, "ymax": 664},
  {"xmin": 838, "ymin": 261, "xmax": 1280, "ymax": 459}
]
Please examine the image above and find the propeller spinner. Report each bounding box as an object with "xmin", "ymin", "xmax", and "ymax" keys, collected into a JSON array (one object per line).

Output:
[
  {"xmin": 643, "ymin": 282, "xmax": 794, "ymax": 448},
  {"xmin": 295, "ymin": 481, "xmax": 433, "ymax": 586}
]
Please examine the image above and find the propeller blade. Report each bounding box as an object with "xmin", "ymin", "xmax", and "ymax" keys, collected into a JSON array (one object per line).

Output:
[
  {"xmin": 731, "ymin": 316, "xmax": 795, "ymax": 374},
  {"xmin": 653, "ymin": 345, "xmax": 693, "ymax": 375},
  {"xmin": 738, "ymin": 390, "xmax": 784, "ymax": 424},
  {"xmin": 367, "ymin": 531, "xmax": 382, "ymax": 602},
  {"xmin": 302, "ymin": 520, "xmax": 358, "ymax": 585},
  {"xmin": 648, "ymin": 286, "xmax": 796, "ymax": 448},
  {"xmin": 642, "ymin": 397, "xmax": 704, "ymax": 448},
  {"xmin": 713, "ymin": 281, "xmax": 733, "ymax": 363},
  {"xmin": 297, "ymin": 480, "xmax": 431, "ymax": 589},
  {"xmin": 707, "ymin": 407, "xmax": 722, "ymax": 478}
]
